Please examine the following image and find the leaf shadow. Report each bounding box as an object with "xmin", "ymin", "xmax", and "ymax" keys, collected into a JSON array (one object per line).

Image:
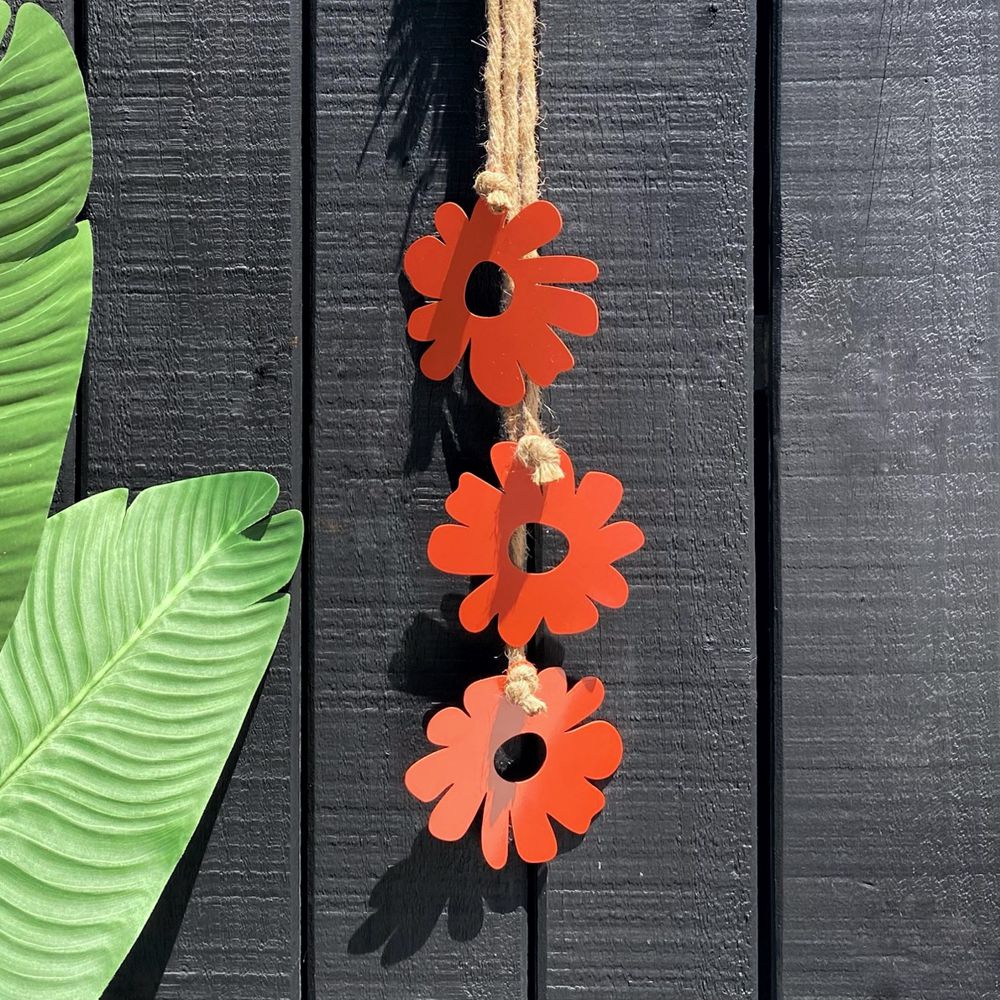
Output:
[
  {"xmin": 364, "ymin": 0, "xmax": 501, "ymax": 482},
  {"xmin": 360, "ymin": 0, "xmax": 486, "ymax": 251}
]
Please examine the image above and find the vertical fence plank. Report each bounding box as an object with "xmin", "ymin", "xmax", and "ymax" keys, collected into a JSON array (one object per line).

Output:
[
  {"xmin": 541, "ymin": 1, "xmax": 757, "ymax": 997},
  {"xmin": 309, "ymin": 1, "xmax": 530, "ymax": 997},
  {"xmin": 82, "ymin": 0, "xmax": 303, "ymax": 995},
  {"xmin": 779, "ymin": 2, "xmax": 1000, "ymax": 997}
]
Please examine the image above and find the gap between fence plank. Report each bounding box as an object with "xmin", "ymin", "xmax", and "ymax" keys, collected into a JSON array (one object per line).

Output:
[{"xmin": 753, "ymin": 0, "xmax": 781, "ymax": 994}]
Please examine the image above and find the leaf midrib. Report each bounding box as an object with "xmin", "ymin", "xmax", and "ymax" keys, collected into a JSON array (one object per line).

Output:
[{"xmin": 0, "ymin": 517, "xmax": 243, "ymax": 796}]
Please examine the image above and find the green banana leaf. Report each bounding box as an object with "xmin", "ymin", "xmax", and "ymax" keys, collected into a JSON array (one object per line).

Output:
[
  {"xmin": 0, "ymin": 0, "xmax": 93, "ymax": 646},
  {"xmin": 0, "ymin": 471, "xmax": 303, "ymax": 999}
]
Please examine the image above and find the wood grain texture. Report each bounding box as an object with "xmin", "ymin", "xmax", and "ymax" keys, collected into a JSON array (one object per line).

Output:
[
  {"xmin": 81, "ymin": 0, "xmax": 303, "ymax": 995},
  {"xmin": 309, "ymin": 1, "xmax": 531, "ymax": 996},
  {"xmin": 779, "ymin": 2, "xmax": 1000, "ymax": 997},
  {"xmin": 539, "ymin": 1, "xmax": 757, "ymax": 997}
]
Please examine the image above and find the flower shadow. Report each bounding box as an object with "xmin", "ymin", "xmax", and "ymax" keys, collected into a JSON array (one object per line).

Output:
[
  {"xmin": 389, "ymin": 593, "xmax": 504, "ymax": 701},
  {"xmin": 389, "ymin": 593, "xmax": 566, "ymax": 704},
  {"xmin": 400, "ymin": 273, "xmax": 500, "ymax": 483},
  {"xmin": 347, "ymin": 825, "xmax": 526, "ymax": 967},
  {"xmin": 349, "ymin": 820, "xmax": 590, "ymax": 968}
]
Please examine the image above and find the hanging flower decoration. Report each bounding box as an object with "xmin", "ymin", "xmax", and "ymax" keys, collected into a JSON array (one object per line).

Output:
[
  {"xmin": 427, "ymin": 441, "xmax": 644, "ymax": 647},
  {"xmin": 405, "ymin": 667, "xmax": 623, "ymax": 869},
  {"xmin": 403, "ymin": 198, "xmax": 599, "ymax": 407},
  {"xmin": 398, "ymin": 0, "xmax": 645, "ymax": 880}
]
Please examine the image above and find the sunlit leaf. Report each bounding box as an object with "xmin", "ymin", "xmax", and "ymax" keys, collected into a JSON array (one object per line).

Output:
[
  {"xmin": 0, "ymin": 0, "xmax": 92, "ymax": 644},
  {"xmin": 0, "ymin": 472, "xmax": 303, "ymax": 999}
]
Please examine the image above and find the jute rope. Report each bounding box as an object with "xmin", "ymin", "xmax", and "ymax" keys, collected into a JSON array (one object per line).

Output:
[{"xmin": 475, "ymin": 0, "xmax": 557, "ymax": 715}]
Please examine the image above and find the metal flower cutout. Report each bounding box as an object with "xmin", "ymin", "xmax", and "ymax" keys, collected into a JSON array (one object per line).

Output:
[
  {"xmin": 403, "ymin": 198, "xmax": 599, "ymax": 406},
  {"xmin": 427, "ymin": 441, "xmax": 644, "ymax": 647},
  {"xmin": 404, "ymin": 667, "xmax": 623, "ymax": 868}
]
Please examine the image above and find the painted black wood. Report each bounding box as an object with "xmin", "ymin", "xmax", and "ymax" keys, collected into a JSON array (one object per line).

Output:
[
  {"xmin": 309, "ymin": 1, "xmax": 532, "ymax": 996},
  {"xmin": 778, "ymin": 2, "xmax": 1000, "ymax": 998},
  {"xmin": 74, "ymin": 0, "xmax": 305, "ymax": 995},
  {"xmin": 539, "ymin": 2, "xmax": 757, "ymax": 996}
]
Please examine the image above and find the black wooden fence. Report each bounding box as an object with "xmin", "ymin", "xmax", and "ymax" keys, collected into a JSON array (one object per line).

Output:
[{"xmin": 21, "ymin": 0, "xmax": 999, "ymax": 996}]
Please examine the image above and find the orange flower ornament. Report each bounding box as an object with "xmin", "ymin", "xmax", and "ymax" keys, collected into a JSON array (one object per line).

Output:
[
  {"xmin": 427, "ymin": 441, "xmax": 644, "ymax": 647},
  {"xmin": 403, "ymin": 198, "xmax": 599, "ymax": 406},
  {"xmin": 405, "ymin": 667, "xmax": 623, "ymax": 868}
]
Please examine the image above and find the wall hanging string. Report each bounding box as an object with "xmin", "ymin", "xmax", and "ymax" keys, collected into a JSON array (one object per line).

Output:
[{"xmin": 477, "ymin": 0, "xmax": 559, "ymax": 714}]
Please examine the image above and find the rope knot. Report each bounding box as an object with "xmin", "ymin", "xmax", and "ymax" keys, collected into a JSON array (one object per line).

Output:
[
  {"xmin": 515, "ymin": 432, "xmax": 565, "ymax": 485},
  {"xmin": 504, "ymin": 659, "xmax": 547, "ymax": 715},
  {"xmin": 474, "ymin": 169, "xmax": 516, "ymax": 214}
]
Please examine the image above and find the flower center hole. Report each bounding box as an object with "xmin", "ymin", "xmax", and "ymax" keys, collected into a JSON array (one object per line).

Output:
[
  {"xmin": 465, "ymin": 260, "xmax": 510, "ymax": 317},
  {"xmin": 493, "ymin": 732, "xmax": 547, "ymax": 782},
  {"xmin": 509, "ymin": 523, "xmax": 570, "ymax": 571}
]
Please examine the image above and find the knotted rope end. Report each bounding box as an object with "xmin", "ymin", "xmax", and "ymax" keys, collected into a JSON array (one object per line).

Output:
[
  {"xmin": 515, "ymin": 432, "xmax": 565, "ymax": 486},
  {"xmin": 474, "ymin": 169, "xmax": 516, "ymax": 214},
  {"xmin": 505, "ymin": 659, "xmax": 547, "ymax": 715}
]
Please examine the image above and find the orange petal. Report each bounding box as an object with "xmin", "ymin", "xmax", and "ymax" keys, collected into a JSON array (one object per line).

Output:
[
  {"xmin": 561, "ymin": 720, "xmax": 624, "ymax": 780},
  {"xmin": 489, "ymin": 441, "xmax": 519, "ymax": 484},
  {"xmin": 517, "ymin": 323, "xmax": 575, "ymax": 387},
  {"xmin": 419, "ymin": 328, "xmax": 468, "ymax": 381},
  {"xmin": 404, "ymin": 747, "xmax": 457, "ymax": 802},
  {"xmin": 498, "ymin": 200, "xmax": 563, "ymax": 258},
  {"xmin": 496, "ymin": 587, "xmax": 545, "ymax": 647},
  {"xmin": 531, "ymin": 284, "xmax": 599, "ymax": 335},
  {"xmin": 462, "ymin": 673, "xmax": 505, "ymax": 720},
  {"xmin": 407, "ymin": 302, "xmax": 438, "ymax": 342},
  {"xmin": 535, "ymin": 667, "xmax": 569, "ymax": 706},
  {"xmin": 585, "ymin": 563, "xmax": 630, "ymax": 608},
  {"xmin": 545, "ymin": 774, "xmax": 607, "ymax": 835},
  {"xmin": 555, "ymin": 675, "xmax": 606, "ymax": 731},
  {"xmin": 404, "ymin": 235, "xmax": 452, "ymax": 298},
  {"xmin": 542, "ymin": 587, "xmax": 599, "ymax": 636},
  {"xmin": 510, "ymin": 253, "xmax": 599, "ymax": 285},
  {"xmin": 434, "ymin": 201, "xmax": 469, "ymax": 243},
  {"xmin": 427, "ymin": 523, "xmax": 496, "ymax": 576},
  {"xmin": 458, "ymin": 577, "xmax": 501, "ymax": 634},
  {"xmin": 575, "ymin": 471, "xmax": 625, "ymax": 528},
  {"xmin": 469, "ymin": 323, "xmax": 527, "ymax": 406},
  {"xmin": 482, "ymin": 784, "xmax": 514, "ymax": 869},
  {"xmin": 501, "ymin": 449, "xmax": 554, "ymax": 511},
  {"xmin": 428, "ymin": 777, "xmax": 487, "ymax": 842},
  {"xmin": 444, "ymin": 472, "xmax": 502, "ymax": 526},
  {"xmin": 595, "ymin": 520, "xmax": 645, "ymax": 563},
  {"xmin": 548, "ymin": 447, "xmax": 575, "ymax": 490},
  {"xmin": 511, "ymin": 796, "xmax": 558, "ymax": 863},
  {"xmin": 425, "ymin": 705, "xmax": 473, "ymax": 747}
]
